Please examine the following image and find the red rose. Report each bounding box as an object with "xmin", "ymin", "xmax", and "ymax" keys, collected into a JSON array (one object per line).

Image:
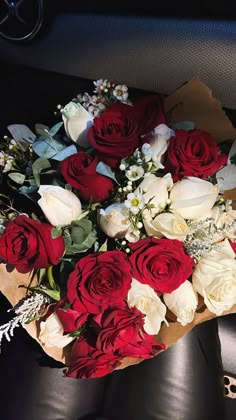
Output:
[
  {"xmin": 67, "ymin": 251, "xmax": 132, "ymax": 315},
  {"xmin": 94, "ymin": 306, "xmax": 145, "ymax": 353},
  {"xmin": 60, "ymin": 152, "xmax": 114, "ymax": 203},
  {"xmin": 94, "ymin": 306, "xmax": 165, "ymax": 358},
  {"xmin": 65, "ymin": 336, "xmax": 121, "ymax": 379},
  {"xmin": 54, "ymin": 299, "xmax": 88, "ymax": 333},
  {"xmin": 129, "ymin": 237, "xmax": 194, "ymax": 294},
  {"xmin": 88, "ymin": 95, "xmax": 166, "ymax": 168},
  {"xmin": 164, "ymin": 129, "xmax": 227, "ymax": 181},
  {"xmin": 119, "ymin": 330, "xmax": 165, "ymax": 359},
  {"xmin": 0, "ymin": 215, "xmax": 65, "ymax": 273}
]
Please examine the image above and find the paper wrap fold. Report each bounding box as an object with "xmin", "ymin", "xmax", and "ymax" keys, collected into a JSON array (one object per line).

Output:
[{"xmin": 1, "ymin": 79, "xmax": 236, "ymax": 370}]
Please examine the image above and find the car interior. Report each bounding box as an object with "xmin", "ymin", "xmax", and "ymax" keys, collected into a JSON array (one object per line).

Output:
[{"xmin": 0, "ymin": 2, "xmax": 236, "ymax": 419}]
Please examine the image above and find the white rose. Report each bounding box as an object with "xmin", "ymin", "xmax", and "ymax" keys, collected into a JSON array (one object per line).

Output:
[
  {"xmin": 38, "ymin": 185, "xmax": 82, "ymax": 226},
  {"xmin": 136, "ymin": 173, "xmax": 173, "ymax": 216},
  {"xmin": 125, "ymin": 228, "xmax": 140, "ymax": 243},
  {"xmin": 214, "ymin": 208, "xmax": 236, "ymax": 241},
  {"xmin": 170, "ymin": 177, "xmax": 219, "ymax": 220},
  {"xmin": 62, "ymin": 101, "xmax": 93, "ymax": 147},
  {"xmin": 149, "ymin": 124, "xmax": 174, "ymax": 166},
  {"xmin": 163, "ymin": 280, "xmax": 198, "ymax": 326},
  {"xmin": 99, "ymin": 203, "xmax": 130, "ymax": 238},
  {"xmin": 144, "ymin": 211, "xmax": 190, "ymax": 240},
  {"xmin": 127, "ymin": 278, "xmax": 167, "ymax": 335},
  {"xmin": 192, "ymin": 239, "xmax": 236, "ymax": 315},
  {"xmin": 39, "ymin": 313, "xmax": 74, "ymax": 348}
]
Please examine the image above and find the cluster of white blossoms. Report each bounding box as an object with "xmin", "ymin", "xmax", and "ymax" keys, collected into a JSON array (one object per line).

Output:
[{"xmin": 0, "ymin": 138, "xmax": 17, "ymax": 172}]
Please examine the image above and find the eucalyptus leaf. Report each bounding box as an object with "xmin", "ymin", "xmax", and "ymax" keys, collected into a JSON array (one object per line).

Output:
[
  {"xmin": 96, "ymin": 161, "xmax": 119, "ymax": 184},
  {"xmin": 52, "ymin": 144, "xmax": 78, "ymax": 161},
  {"xmin": 7, "ymin": 124, "xmax": 36, "ymax": 151},
  {"xmin": 171, "ymin": 121, "xmax": 195, "ymax": 131},
  {"xmin": 35, "ymin": 124, "xmax": 50, "ymax": 138},
  {"xmin": 48, "ymin": 122, "xmax": 64, "ymax": 137},
  {"xmin": 8, "ymin": 172, "xmax": 26, "ymax": 185},
  {"xmin": 64, "ymin": 228, "xmax": 97, "ymax": 254},
  {"xmin": 51, "ymin": 227, "xmax": 63, "ymax": 239},
  {"xmin": 32, "ymin": 157, "xmax": 51, "ymax": 186},
  {"xmin": 19, "ymin": 185, "xmax": 38, "ymax": 194},
  {"xmin": 71, "ymin": 219, "xmax": 93, "ymax": 235},
  {"xmin": 32, "ymin": 136, "xmax": 66, "ymax": 159}
]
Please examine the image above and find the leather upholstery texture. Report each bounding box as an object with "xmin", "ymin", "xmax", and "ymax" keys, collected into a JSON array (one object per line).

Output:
[{"xmin": 0, "ymin": 293, "xmax": 226, "ymax": 420}]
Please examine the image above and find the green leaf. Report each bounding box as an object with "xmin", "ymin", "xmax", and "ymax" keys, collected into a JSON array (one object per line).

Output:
[
  {"xmin": 32, "ymin": 157, "xmax": 51, "ymax": 186},
  {"xmin": 99, "ymin": 240, "xmax": 108, "ymax": 252},
  {"xmin": 35, "ymin": 124, "xmax": 50, "ymax": 138},
  {"xmin": 70, "ymin": 219, "xmax": 93, "ymax": 243},
  {"xmin": 30, "ymin": 286, "xmax": 61, "ymax": 301},
  {"xmin": 38, "ymin": 268, "xmax": 47, "ymax": 285},
  {"xmin": 47, "ymin": 266, "xmax": 59, "ymax": 290},
  {"xmin": 63, "ymin": 221, "xmax": 97, "ymax": 255},
  {"xmin": 8, "ymin": 172, "xmax": 26, "ymax": 185},
  {"xmin": 48, "ymin": 122, "xmax": 64, "ymax": 137},
  {"xmin": 19, "ymin": 185, "xmax": 38, "ymax": 194},
  {"xmin": 51, "ymin": 227, "xmax": 63, "ymax": 239},
  {"xmin": 65, "ymin": 230, "xmax": 97, "ymax": 254},
  {"xmin": 171, "ymin": 121, "xmax": 195, "ymax": 131},
  {"xmin": 69, "ymin": 326, "xmax": 84, "ymax": 338}
]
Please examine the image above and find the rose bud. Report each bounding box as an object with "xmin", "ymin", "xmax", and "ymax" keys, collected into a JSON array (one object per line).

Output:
[
  {"xmin": 163, "ymin": 280, "xmax": 198, "ymax": 326},
  {"xmin": 99, "ymin": 203, "xmax": 130, "ymax": 238},
  {"xmin": 62, "ymin": 101, "xmax": 93, "ymax": 147}
]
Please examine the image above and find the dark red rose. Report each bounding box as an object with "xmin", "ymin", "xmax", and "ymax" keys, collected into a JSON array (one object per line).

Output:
[
  {"xmin": 164, "ymin": 129, "xmax": 227, "ymax": 181},
  {"xmin": 88, "ymin": 95, "xmax": 166, "ymax": 168},
  {"xmin": 65, "ymin": 336, "xmax": 121, "ymax": 379},
  {"xmin": 55, "ymin": 299, "xmax": 88, "ymax": 333},
  {"xmin": 0, "ymin": 215, "xmax": 65, "ymax": 273},
  {"xmin": 67, "ymin": 251, "xmax": 132, "ymax": 315},
  {"xmin": 60, "ymin": 152, "xmax": 114, "ymax": 203},
  {"xmin": 129, "ymin": 237, "xmax": 194, "ymax": 294},
  {"xmin": 94, "ymin": 305, "xmax": 165, "ymax": 358},
  {"xmin": 131, "ymin": 94, "xmax": 166, "ymax": 135},
  {"xmin": 94, "ymin": 306, "xmax": 145, "ymax": 353},
  {"xmin": 119, "ymin": 330, "xmax": 166, "ymax": 359}
]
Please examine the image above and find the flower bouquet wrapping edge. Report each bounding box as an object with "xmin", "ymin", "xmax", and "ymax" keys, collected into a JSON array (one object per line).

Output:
[{"xmin": 1, "ymin": 78, "xmax": 236, "ymax": 372}]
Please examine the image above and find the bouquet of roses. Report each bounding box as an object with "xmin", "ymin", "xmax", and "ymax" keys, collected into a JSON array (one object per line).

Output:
[{"xmin": 0, "ymin": 79, "xmax": 236, "ymax": 379}]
